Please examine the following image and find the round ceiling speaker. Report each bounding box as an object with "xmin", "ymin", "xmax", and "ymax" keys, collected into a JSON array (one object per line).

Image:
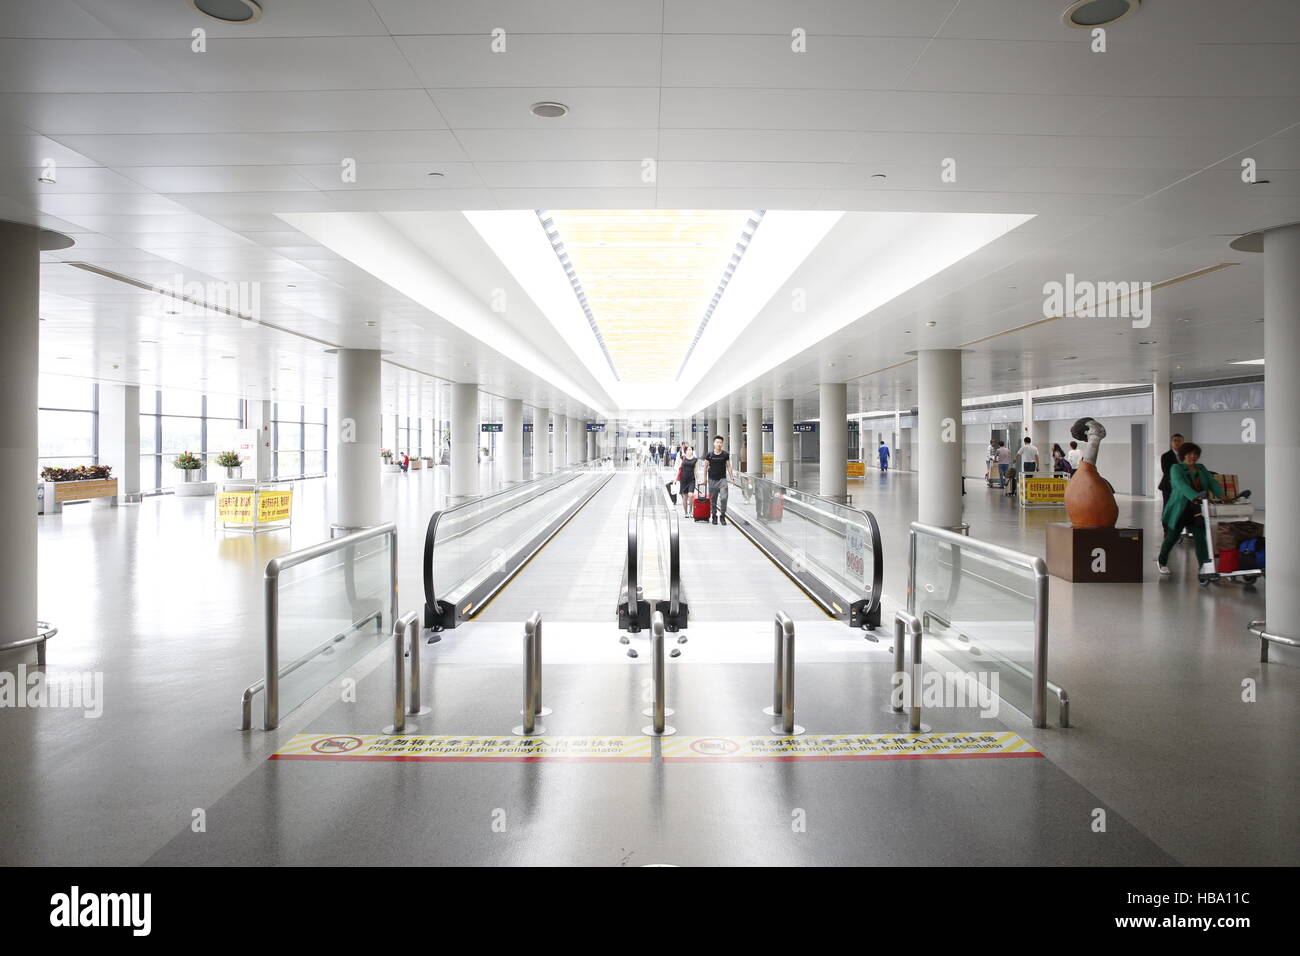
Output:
[{"xmin": 191, "ymin": 0, "xmax": 263, "ymax": 24}]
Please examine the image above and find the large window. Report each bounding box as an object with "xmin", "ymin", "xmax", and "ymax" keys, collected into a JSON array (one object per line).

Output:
[
  {"xmin": 139, "ymin": 388, "xmax": 248, "ymax": 493},
  {"xmin": 273, "ymin": 403, "xmax": 328, "ymax": 480},
  {"xmin": 38, "ymin": 377, "xmax": 97, "ymax": 474}
]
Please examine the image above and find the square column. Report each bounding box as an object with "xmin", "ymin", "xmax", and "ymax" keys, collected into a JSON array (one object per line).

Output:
[
  {"xmin": 331, "ymin": 348, "xmax": 382, "ymax": 529},
  {"xmin": 98, "ymin": 383, "xmax": 141, "ymax": 503}
]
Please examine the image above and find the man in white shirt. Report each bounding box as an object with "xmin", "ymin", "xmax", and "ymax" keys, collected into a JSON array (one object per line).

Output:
[
  {"xmin": 1017, "ymin": 437, "xmax": 1040, "ymax": 474},
  {"xmin": 1066, "ymin": 440, "xmax": 1083, "ymax": 471}
]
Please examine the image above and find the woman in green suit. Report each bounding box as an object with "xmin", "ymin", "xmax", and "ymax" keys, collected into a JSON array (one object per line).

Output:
[{"xmin": 1156, "ymin": 442, "xmax": 1223, "ymax": 577}]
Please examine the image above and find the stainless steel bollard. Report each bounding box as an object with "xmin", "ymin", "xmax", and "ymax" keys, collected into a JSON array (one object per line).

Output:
[
  {"xmin": 892, "ymin": 610, "xmax": 923, "ymax": 732},
  {"xmin": 762, "ymin": 614, "xmax": 783, "ymax": 717},
  {"xmin": 770, "ymin": 611, "xmax": 803, "ymax": 735},
  {"xmin": 513, "ymin": 612, "xmax": 546, "ymax": 736},
  {"xmin": 383, "ymin": 611, "xmax": 420, "ymax": 735},
  {"xmin": 642, "ymin": 612, "xmax": 676, "ymax": 737},
  {"xmin": 407, "ymin": 614, "xmax": 430, "ymax": 717}
]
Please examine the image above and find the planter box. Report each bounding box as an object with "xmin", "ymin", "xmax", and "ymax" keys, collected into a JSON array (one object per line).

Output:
[
  {"xmin": 175, "ymin": 480, "xmax": 216, "ymax": 498},
  {"xmin": 381, "ymin": 462, "xmax": 402, "ymax": 473},
  {"xmin": 38, "ymin": 478, "xmax": 118, "ymax": 515},
  {"xmin": 408, "ymin": 458, "xmax": 422, "ymax": 470}
]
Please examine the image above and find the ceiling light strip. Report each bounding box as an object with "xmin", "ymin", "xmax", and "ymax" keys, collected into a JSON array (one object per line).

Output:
[
  {"xmin": 675, "ymin": 210, "xmax": 765, "ymax": 380},
  {"xmin": 536, "ymin": 210, "xmax": 620, "ymax": 382}
]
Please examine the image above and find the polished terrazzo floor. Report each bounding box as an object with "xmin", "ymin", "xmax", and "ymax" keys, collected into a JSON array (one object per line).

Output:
[{"xmin": 4, "ymin": 460, "xmax": 1295, "ymax": 866}]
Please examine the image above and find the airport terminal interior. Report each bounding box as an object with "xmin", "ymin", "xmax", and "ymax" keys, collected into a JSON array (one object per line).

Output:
[{"xmin": 2, "ymin": 0, "xmax": 1298, "ymax": 882}]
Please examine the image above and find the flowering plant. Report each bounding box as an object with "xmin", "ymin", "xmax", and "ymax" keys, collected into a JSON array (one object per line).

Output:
[
  {"xmin": 380, "ymin": 448, "xmax": 393, "ymax": 460},
  {"xmin": 40, "ymin": 465, "xmax": 113, "ymax": 482},
  {"xmin": 172, "ymin": 451, "xmax": 203, "ymax": 470},
  {"xmin": 215, "ymin": 451, "xmax": 242, "ymax": 468}
]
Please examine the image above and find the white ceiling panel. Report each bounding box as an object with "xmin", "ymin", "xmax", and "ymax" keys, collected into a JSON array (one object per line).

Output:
[
  {"xmin": 0, "ymin": 39, "xmax": 172, "ymax": 92},
  {"xmin": 488, "ymin": 186, "xmax": 656, "ymax": 209},
  {"xmin": 372, "ymin": 0, "xmax": 666, "ymax": 35},
  {"xmin": 121, "ymin": 165, "xmax": 318, "ymax": 193},
  {"xmin": 659, "ymin": 88, "xmax": 890, "ymax": 130},
  {"xmin": 429, "ymin": 87, "xmax": 661, "ymax": 129},
  {"xmin": 52, "ymin": 130, "xmax": 470, "ymax": 166},
  {"xmin": 87, "ymin": 0, "xmax": 391, "ymax": 39},
  {"xmin": 295, "ymin": 163, "xmax": 483, "ymax": 190},
  {"xmin": 123, "ymin": 37, "xmax": 421, "ymax": 92},
  {"xmin": 320, "ymin": 189, "xmax": 500, "ymax": 211},
  {"xmin": 865, "ymin": 91, "xmax": 1116, "ymax": 135},
  {"xmin": 456, "ymin": 128, "xmax": 659, "ymax": 162},
  {"xmin": 193, "ymin": 90, "xmax": 448, "ymax": 133},
  {"xmin": 661, "ymin": 35, "xmax": 929, "ymax": 90},
  {"xmin": 903, "ymin": 38, "xmax": 1159, "ymax": 97},
  {"xmin": 170, "ymin": 191, "xmax": 337, "ymax": 216},
  {"xmin": 663, "ymin": 0, "xmax": 958, "ymax": 37},
  {"xmin": 476, "ymin": 160, "xmax": 644, "ymax": 188},
  {"xmin": 396, "ymin": 35, "xmax": 662, "ymax": 88},
  {"xmin": 658, "ymin": 129, "xmax": 863, "ymax": 163}
]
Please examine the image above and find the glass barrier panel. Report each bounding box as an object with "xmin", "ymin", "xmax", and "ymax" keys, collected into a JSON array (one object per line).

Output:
[
  {"xmin": 274, "ymin": 532, "xmax": 392, "ymax": 719},
  {"xmin": 910, "ymin": 532, "xmax": 1037, "ymax": 720},
  {"xmin": 430, "ymin": 471, "xmax": 597, "ymax": 604}
]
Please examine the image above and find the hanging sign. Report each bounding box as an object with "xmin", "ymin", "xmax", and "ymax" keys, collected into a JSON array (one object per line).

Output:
[
  {"xmin": 586, "ymin": 423, "xmax": 605, "ymax": 432},
  {"xmin": 795, "ymin": 423, "xmax": 818, "ymax": 433},
  {"xmin": 480, "ymin": 423, "xmax": 503, "ymax": 432}
]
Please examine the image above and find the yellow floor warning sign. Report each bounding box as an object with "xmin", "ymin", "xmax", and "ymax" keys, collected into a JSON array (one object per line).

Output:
[{"xmin": 272, "ymin": 731, "xmax": 1041, "ymax": 763}]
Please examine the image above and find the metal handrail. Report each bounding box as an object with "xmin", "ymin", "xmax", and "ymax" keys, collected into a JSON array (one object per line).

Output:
[
  {"xmin": 730, "ymin": 470, "xmax": 883, "ymax": 627},
  {"xmin": 668, "ymin": 502, "xmax": 681, "ymax": 621},
  {"xmin": 624, "ymin": 485, "xmax": 641, "ymax": 629},
  {"xmin": 908, "ymin": 521, "xmax": 1061, "ymax": 729},
  {"xmin": 423, "ymin": 470, "xmax": 582, "ymax": 623},
  {"xmin": 1250, "ymin": 620, "xmax": 1299, "ymax": 663},
  {"xmin": 1, "ymin": 621, "xmax": 58, "ymax": 665},
  {"xmin": 255, "ymin": 522, "xmax": 398, "ymax": 731}
]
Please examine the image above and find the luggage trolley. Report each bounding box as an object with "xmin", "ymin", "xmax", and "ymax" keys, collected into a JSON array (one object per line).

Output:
[
  {"xmin": 1198, "ymin": 492, "xmax": 1263, "ymax": 589},
  {"xmin": 985, "ymin": 454, "xmax": 1004, "ymax": 488}
]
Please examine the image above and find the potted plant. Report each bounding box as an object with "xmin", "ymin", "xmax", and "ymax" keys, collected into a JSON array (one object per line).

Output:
[
  {"xmin": 37, "ymin": 464, "xmax": 117, "ymax": 514},
  {"xmin": 215, "ymin": 451, "xmax": 242, "ymax": 479},
  {"xmin": 380, "ymin": 448, "xmax": 393, "ymax": 463},
  {"xmin": 173, "ymin": 450, "xmax": 203, "ymax": 481}
]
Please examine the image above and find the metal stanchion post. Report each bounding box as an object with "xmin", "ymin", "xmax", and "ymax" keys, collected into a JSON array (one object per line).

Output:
[
  {"xmin": 770, "ymin": 611, "xmax": 803, "ymax": 735},
  {"xmin": 892, "ymin": 614, "xmax": 905, "ymax": 715},
  {"xmin": 892, "ymin": 610, "xmax": 923, "ymax": 731},
  {"xmin": 520, "ymin": 612, "xmax": 553, "ymax": 717},
  {"xmin": 383, "ymin": 611, "xmax": 419, "ymax": 735},
  {"xmin": 642, "ymin": 612, "xmax": 676, "ymax": 737},
  {"xmin": 513, "ymin": 613, "xmax": 546, "ymax": 736},
  {"xmin": 407, "ymin": 614, "xmax": 430, "ymax": 717},
  {"xmin": 762, "ymin": 613, "xmax": 783, "ymax": 717}
]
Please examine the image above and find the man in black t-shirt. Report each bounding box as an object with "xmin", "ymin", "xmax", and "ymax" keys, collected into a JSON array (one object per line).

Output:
[{"xmin": 704, "ymin": 435, "xmax": 735, "ymax": 525}]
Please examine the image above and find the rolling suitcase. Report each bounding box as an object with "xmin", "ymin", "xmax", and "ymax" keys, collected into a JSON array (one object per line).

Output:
[{"xmin": 693, "ymin": 488, "xmax": 711, "ymax": 522}]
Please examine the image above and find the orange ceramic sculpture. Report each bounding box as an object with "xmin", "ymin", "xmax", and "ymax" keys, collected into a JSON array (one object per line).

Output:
[{"xmin": 1064, "ymin": 417, "xmax": 1119, "ymax": 528}]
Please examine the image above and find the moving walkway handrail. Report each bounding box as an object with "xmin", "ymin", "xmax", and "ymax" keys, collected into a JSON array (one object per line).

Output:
[
  {"xmin": 249, "ymin": 521, "xmax": 398, "ymax": 731},
  {"xmin": 908, "ymin": 521, "xmax": 1063, "ymax": 729},
  {"xmin": 422, "ymin": 469, "xmax": 583, "ymax": 625},
  {"xmin": 732, "ymin": 470, "xmax": 883, "ymax": 625}
]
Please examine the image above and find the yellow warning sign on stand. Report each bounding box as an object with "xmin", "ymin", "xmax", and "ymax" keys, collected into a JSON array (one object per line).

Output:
[{"xmin": 272, "ymin": 731, "xmax": 1041, "ymax": 763}]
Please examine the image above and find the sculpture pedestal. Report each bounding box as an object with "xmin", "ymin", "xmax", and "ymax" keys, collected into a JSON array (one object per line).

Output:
[{"xmin": 1046, "ymin": 523, "xmax": 1144, "ymax": 582}]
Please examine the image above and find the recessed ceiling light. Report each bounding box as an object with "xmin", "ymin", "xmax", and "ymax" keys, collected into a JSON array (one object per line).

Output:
[
  {"xmin": 1251, "ymin": 179, "xmax": 1271, "ymax": 186},
  {"xmin": 38, "ymin": 173, "xmax": 56, "ymax": 184},
  {"xmin": 1062, "ymin": 355, "xmax": 1078, "ymax": 360},
  {"xmin": 1138, "ymin": 340, "xmax": 1157, "ymax": 345},
  {"xmin": 925, "ymin": 321, "xmax": 937, "ymax": 327},
  {"xmin": 365, "ymin": 320, "xmax": 377, "ymax": 327},
  {"xmin": 870, "ymin": 173, "xmax": 887, "ymax": 180},
  {"xmin": 1062, "ymin": 0, "xmax": 1139, "ymax": 28},
  {"xmin": 427, "ymin": 171, "xmax": 445, "ymax": 178},
  {"xmin": 531, "ymin": 101, "xmax": 569, "ymax": 119},
  {"xmin": 191, "ymin": 0, "xmax": 263, "ymax": 24},
  {"xmin": 286, "ymin": 283, "xmax": 296, "ymax": 288}
]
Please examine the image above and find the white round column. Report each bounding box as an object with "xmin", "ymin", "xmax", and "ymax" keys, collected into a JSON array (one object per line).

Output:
[
  {"xmin": 746, "ymin": 405, "xmax": 763, "ymax": 475},
  {"xmin": 0, "ymin": 221, "xmax": 52, "ymax": 652},
  {"xmin": 730, "ymin": 411, "xmax": 744, "ymax": 466},
  {"xmin": 1263, "ymin": 223, "xmax": 1300, "ymax": 640},
  {"xmin": 773, "ymin": 398, "xmax": 794, "ymax": 484},
  {"xmin": 550, "ymin": 410, "xmax": 562, "ymax": 470},
  {"xmin": 450, "ymin": 382, "xmax": 479, "ymax": 499},
  {"xmin": 568, "ymin": 416, "xmax": 582, "ymax": 464},
  {"xmin": 502, "ymin": 398, "xmax": 523, "ymax": 484},
  {"xmin": 819, "ymin": 383, "xmax": 847, "ymax": 501},
  {"xmin": 332, "ymin": 347, "xmax": 382, "ymax": 530},
  {"xmin": 534, "ymin": 406, "xmax": 550, "ymax": 476},
  {"xmin": 917, "ymin": 349, "xmax": 964, "ymax": 529}
]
